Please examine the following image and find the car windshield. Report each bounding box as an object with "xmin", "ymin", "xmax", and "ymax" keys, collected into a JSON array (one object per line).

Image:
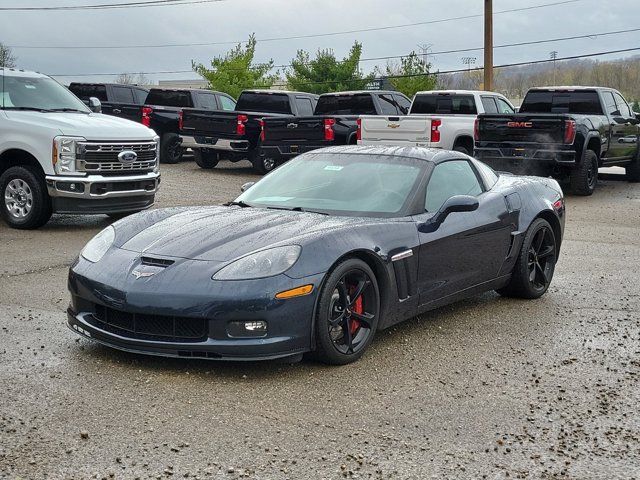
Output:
[
  {"xmin": 1, "ymin": 75, "xmax": 90, "ymax": 112},
  {"xmin": 236, "ymin": 152, "xmax": 426, "ymax": 217}
]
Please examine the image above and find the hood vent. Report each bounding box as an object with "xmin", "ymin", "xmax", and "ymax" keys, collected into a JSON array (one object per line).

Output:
[{"xmin": 140, "ymin": 256, "xmax": 175, "ymax": 268}]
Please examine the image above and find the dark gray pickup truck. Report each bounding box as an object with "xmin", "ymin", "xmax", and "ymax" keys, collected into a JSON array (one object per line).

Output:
[{"xmin": 474, "ymin": 87, "xmax": 640, "ymax": 195}]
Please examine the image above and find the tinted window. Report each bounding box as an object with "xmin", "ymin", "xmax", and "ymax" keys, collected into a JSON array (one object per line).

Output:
[
  {"xmin": 295, "ymin": 97, "xmax": 314, "ymax": 115},
  {"xmin": 613, "ymin": 92, "xmax": 632, "ymax": 118},
  {"xmin": 496, "ymin": 97, "xmax": 515, "ymax": 114},
  {"xmin": 425, "ymin": 160, "xmax": 483, "ymax": 212},
  {"xmin": 394, "ymin": 94, "xmax": 412, "ymax": 114},
  {"xmin": 133, "ymin": 88, "xmax": 148, "ymax": 104},
  {"xmin": 145, "ymin": 89, "xmax": 194, "ymax": 108},
  {"xmin": 314, "ymin": 94, "xmax": 377, "ymax": 115},
  {"xmin": 602, "ymin": 91, "xmax": 618, "ymax": 116},
  {"xmin": 218, "ymin": 95, "xmax": 236, "ymax": 111},
  {"xmin": 112, "ymin": 86, "xmax": 134, "ymax": 104},
  {"xmin": 520, "ymin": 90, "xmax": 603, "ymax": 114},
  {"xmin": 236, "ymin": 92, "xmax": 291, "ymax": 114},
  {"xmin": 197, "ymin": 93, "xmax": 218, "ymax": 110},
  {"xmin": 378, "ymin": 94, "xmax": 399, "ymax": 115},
  {"xmin": 481, "ymin": 96, "xmax": 498, "ymax": 113},
  {"xmin": 68, "ymin": 83, "xmax": 108, "ymax": 101},
  {"xmin": 411, "ymin": 94, "xmax": 477, "ymax": 115}
]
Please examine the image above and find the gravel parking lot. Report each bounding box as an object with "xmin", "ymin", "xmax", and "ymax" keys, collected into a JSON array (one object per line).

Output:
[{"xmin": 1, "ymin": 160, "xmax": 639, "ymax": 479}]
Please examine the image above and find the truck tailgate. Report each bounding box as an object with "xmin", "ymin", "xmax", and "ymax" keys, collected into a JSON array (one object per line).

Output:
[
  {"xmin": 360, "ymin": 115, "xmax": 432, "ymax": 146},
  {"xmin": 181, "ymin": 109, "xmax": 237, "ymax": 136},
  {"xmin": 263, "ymin": 116, "xmax": 325, "ymax": 143},
  {"xmin": 478, "ymin": 114, "xmax": 568, "ymax": 144}
]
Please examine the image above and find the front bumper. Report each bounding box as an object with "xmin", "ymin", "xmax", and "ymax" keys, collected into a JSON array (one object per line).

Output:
[
  {"xmin": 46, "ymin": 172, "xmax": 160, "ymax": 214},
  {"xmin": 67, "ymin": 253, "xmax": 325, "ymax": 361},
  {"xmin": 181, "ymin": 135, "xmax": 249, "ymax": 153}
]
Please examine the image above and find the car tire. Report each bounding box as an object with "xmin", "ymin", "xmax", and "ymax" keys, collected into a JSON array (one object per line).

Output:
[
  {"xmin": 314, "ymin": 258, "xmax": 380, "ymax": 365},
  {"xmin": 0, "ymin": 166, "xmax": 52, "ymax": 230},
  {"xmin": 160, "ymin": 133, "xmax": 184, "ymax": 164},
  {"xmin": 251, "ymin": 152, "xmax": 277, "ymax": 175},
  {"xmin": 496, "ymin": 218, "xmax": 557, "ymax": 299},
  {"xmin": 625, "ymin": 148, "xmax": 640, "ymax": 182},
  {"xmin": 453, "ymin": 145, "xmax": 470, "ymax": 156},
  {"xmin": 193, "ymin": 149, "xmax": 219, "ymax": 169},
  {"xmin": 569, "ymin": 149, "xmax": 598, "ymax": 196}
]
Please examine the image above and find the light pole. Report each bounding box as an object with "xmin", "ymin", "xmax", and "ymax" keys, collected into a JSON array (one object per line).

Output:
[
  {"xmin": 484, "ymin": 0, "xmax": 493, "ymax": 91},
  {"xmin": 550, "ymin": 50, "xmax": 558, "ymax": 84}
]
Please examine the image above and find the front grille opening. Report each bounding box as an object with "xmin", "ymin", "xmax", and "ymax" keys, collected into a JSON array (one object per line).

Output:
[
  {"xmin": 141, "ymin": 256, "xmax": 175, "ymax": 268},
  {"xmin": 178, "ymin": 350, "xmax": 222, "ymax": 359},
  {"xmin": 89, "ymin": 305, "xmax": 207, "ymax": 343}
]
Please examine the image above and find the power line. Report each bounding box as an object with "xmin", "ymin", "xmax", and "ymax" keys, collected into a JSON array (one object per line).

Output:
[
  {"xmin": 7, "ymin": 0, "xmax": 585, "ymax": 46},
  {"xmin": 46, "ymin": 29, "xmax": 640, "ymax": 77},
  {"xmin": 0, "ymin": 0, "xmax": 226, "ymax": 11}
]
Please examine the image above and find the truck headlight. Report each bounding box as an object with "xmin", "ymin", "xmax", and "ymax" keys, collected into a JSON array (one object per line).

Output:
[
  {"xmin": 212, "ymin": 245, "xmax": 301, "ymax": 280},
  {"xmin": 153, "ymin": 135, "xmax": 160, "ymax": 172},
  {"xmin": 81, "ymin": 226, "xmax": 115, "ymax": 263},
  {"xmin": 52, "ymin": 136, "xmax": 85, "ymax": 175}
]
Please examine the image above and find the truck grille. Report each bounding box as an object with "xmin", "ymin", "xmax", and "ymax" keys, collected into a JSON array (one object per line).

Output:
[
  {"xmin": 89, "ymin": 304, "xmax": 207, "ymax": 343},
  {"xmin": 78, "ymin": 141, "xmax": 157, "ymax": 174}
]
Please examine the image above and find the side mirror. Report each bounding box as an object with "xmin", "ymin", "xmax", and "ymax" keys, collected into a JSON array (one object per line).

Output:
[
  {"xmin": 88, "ymin": 97, "xmax": 102, "ymax": 113},
  {"xmin": 419, "ymin": 195, "xmax": 479, "ymax": 233},
  {"xmin": 240, "ymin": 182, "xmax": 255, "ymax": 192}
]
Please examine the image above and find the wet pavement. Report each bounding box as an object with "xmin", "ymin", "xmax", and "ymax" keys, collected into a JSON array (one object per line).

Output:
[{"xmin": 1, "ymin": 160, "xmax": 639, "ymax": 479}]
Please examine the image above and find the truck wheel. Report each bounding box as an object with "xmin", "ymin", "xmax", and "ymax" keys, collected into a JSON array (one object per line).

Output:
[
  {"xmin": 626, "ymin": 149, "xmax": 640, "ymax": 182},
  {"xmin": 569, "ymin": 150, "xmax": 598, "ymax": 196},
  {"xmin": 0, "ymin": 166, "xmax": 52, "ymax": 230},
  {"xmin": 160, "ymin": 133, "xmax": 184, "ymax": 164},
  {"xmin": 193, "ymin": 149, "xmax": 219, "ymax": 169},
  {"xmin": 251, "ymin": 153, "xmax": 277, "ymax": 175}
]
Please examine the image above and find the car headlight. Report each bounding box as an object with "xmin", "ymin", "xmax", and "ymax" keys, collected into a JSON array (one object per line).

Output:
[
  {"xmin": 212, "ymin": 245, "xmax": 301, "ymax": 280},
  {"xmin": 81, "ymin": 226, "xmax": 115, "ymax": 263},
  {"xmin": 52, "ymin": 136, "xmax": 85, "ymax": 175}
]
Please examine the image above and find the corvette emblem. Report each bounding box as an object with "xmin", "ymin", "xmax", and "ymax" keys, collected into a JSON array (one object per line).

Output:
[{"xmin": 131, "ymin": 270, "xmax": 156, "ymax": 279}]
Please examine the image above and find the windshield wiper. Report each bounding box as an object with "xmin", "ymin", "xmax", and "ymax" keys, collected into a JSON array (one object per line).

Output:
[
  {"xmin": 266, "ymin": 206, "xmax": 329, "ymax": 216},
  {"xmin": 3, "ymin": 106, "xmax": 53, "ymax": 112},
  {"xmin": 224, "ymin": 200, "xmax": 253, "ymax": 208},
  {"xmin": 49, "ymin": 108, "xmax": 90, "ymax": 113}
]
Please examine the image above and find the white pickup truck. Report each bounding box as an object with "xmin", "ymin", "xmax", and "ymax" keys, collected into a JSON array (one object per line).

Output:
[
  {"xmin": 358, "ymin": 90, "xmax": 516, "ymax": 155},
  {"xmin": 0, "ymin": 69, "xmax": 160, "ymax": 229}
]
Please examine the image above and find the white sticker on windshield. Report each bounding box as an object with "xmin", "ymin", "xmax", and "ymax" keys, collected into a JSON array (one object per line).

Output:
[{"xmin": 324, "ymin": 165, "xmax": 343, "ymax": 171}]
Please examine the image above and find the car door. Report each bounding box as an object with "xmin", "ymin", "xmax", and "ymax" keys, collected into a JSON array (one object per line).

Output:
[
  {"xmin": 612, "ymin": 91, "xmax": 638, "ymax": 159},
  {"xmin": 413, "ymin": 159, "xmax": 514, "ymax": 307},
  {"xmin": 110, "ymin": 85, "xmax": 140, "ymax": 122}
]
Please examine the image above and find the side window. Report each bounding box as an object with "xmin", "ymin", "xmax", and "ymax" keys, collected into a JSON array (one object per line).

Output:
[
  {"xmin": 378, "ymin": 94, "xmax": 400, "ymax": 115},
  {"xmin": 425, "ymin": 160, "xmax": 483, "ymax": 212},
  {"xmin": 496, "ymin": 97, "xmax": 515, "ymax": 114},
  {"xmin": 112, "ymin": 86, "xmax": 135, "ymax": 104},
  {"xmin": 472, "ymin": 159, "xmax": 499, "ymax": 189},
  {"xmin": 602, "ymin": 91, "xmax": 618, "ymax": 116},
  {"xmin": 393, "ymin": 94, "xmax": 412, "ymax": 114},
  {"xmin": 481, "ymin": 96, "xmax": 498, "ymax": 113},
  {"xmin": 295, "ymin": 97, "xmax": 314, "ymax": 116},
  {"xmin": 197, "ymin": 93, "xmax": 218, "ymax": 110},
  {"xmin": 133, "ymin": 88, "xmax": 148, "ymax": 104},
  {"xmin": 613, "ymin": 92, "xmax": 632, "ymax": 118},
  {"xmin": 218, "ymin": 95, "xmax": 236, "ymax": 111}
]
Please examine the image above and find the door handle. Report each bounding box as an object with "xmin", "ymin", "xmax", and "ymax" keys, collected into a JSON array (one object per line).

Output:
[{"xmin": 112, "ymin": 108, "xmax": 122, "ymax": 114}]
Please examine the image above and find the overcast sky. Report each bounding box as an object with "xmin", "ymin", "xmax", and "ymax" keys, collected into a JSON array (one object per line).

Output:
[{"xmin": 1, "ymin": 0, "xmax": 639, "ymax": 84}]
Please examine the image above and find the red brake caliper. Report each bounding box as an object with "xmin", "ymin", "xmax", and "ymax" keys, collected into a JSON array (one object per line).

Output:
[{"xmin": 350, "ymin": 291, "xmax": 363, "ymax": 335}]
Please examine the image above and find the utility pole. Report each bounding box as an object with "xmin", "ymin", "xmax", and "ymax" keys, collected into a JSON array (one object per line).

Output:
[
  {"xmin": 550, "ymin": 50, "xmax": 558, "ymax": 84},
  {"xmin": 484, "ymin": 0, "xmax": 493, "ymax": 91},
  {"xmin": 417, "ymin": 43, "xmax": 433, "ymax": 72}
]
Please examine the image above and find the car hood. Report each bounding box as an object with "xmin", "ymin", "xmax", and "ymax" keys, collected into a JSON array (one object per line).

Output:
[
  {"xmin": 5, "ymin": 111, "xmax": 155, "ymax": 140},
  {"xmin": 117, "ymin": 206, "xmax": 371, "ymax": 262}
]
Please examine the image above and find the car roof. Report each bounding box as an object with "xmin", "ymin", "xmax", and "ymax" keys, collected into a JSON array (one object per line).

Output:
[
  {"xmin": 242, "ymin": 89, "xmax": 318, "ymax": 97},
  {"xmin": 414, "ymin": 89, "xmax": 502, "ymax": 96},
  {"xmin": 306, "ymin": 145, "xmax": 467, "ymax": 164},
  {"xmin": 320, "ymin": 90, "xmax": 398, "ymax": 96},
  {"xmin": 528, "ymin": 86, "xmax": 611, "ymax": 91},
  {"xmin": 0, "ymin": 68, "xmax": 49, "ymax": 79},
  {"xmin": 70, "ymin": 82, "xmax": 148, "ymax": 88}
]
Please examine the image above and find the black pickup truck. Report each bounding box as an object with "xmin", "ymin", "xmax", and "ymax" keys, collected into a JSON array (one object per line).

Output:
[
  {"xmin": 180, "ymin": 90, "xmax": 319, "ymax": 173},
  {"xmin": 258, "ymin": 90, "xmax": 412, "ymax": 171},
  {"xmin": 68, "ymin": 82, "xmax": 149, "ymax": 122},
  {"xmin": 475, "ymin": 87, "xmax": 640, "ymax": 195}
]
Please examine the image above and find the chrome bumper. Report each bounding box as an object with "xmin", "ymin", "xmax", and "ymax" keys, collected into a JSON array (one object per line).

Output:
[
  {"xmin": 45, "ymin": 171, "xmax": 160, "ymax": 199},
  {"xmin": 180, "ymin": 135, "xmax": 249, "ymax": 152}
]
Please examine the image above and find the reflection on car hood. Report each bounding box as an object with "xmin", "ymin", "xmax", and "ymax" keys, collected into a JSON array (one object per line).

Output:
[{"xmin": 118, "ymin": 206, "xmax": 371, "ymax": 262}]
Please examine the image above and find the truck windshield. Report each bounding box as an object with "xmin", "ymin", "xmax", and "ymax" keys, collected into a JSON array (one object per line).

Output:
[
  {"xmin": 410, "ymin": 94, "xmax": 477, "ymax": 114},
  {"xmin": 1, "ymin": 76, "xmax": 90, "ymax": 112},
  {"xmin": 314, "ymin": 94, "xmax": 376, "ymax": 115},
  {"xmin": 236, "ymin": 93, "xmax": 291, "ymax": 114},
  {"xmin": 68, "ymin": 83, "xmax": 108, "ymax": 101},
  {"xmin": 145, "ymin": 90, "xmax": 194, "ymax": 108},
  {"xmin": 520, "ymin": 90, "xmax": 603, "ymax": 114}
]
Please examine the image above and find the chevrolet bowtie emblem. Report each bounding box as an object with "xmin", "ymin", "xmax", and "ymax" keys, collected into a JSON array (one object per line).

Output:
[
  {"xmin": 132, "ymin": 270, "xmax": 156, "ymax": 279},
  {"xmin": 387, "ymin": 123, "xmax": 400, "ymax": 129}
]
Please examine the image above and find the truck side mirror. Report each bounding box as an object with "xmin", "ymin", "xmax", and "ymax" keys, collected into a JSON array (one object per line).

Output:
[
  {"xmin": 240, "ymin": 182, "xmax": 255, "ymax": 192},
  {"xmin": 419, "ymin": 195, "xmax": 479, "ymax": 233},
  {"xmin": 88, "ymin": 97, "xmax": 102, "ymax": 113}
]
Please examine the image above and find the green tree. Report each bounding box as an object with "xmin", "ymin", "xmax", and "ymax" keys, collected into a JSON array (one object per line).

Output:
[
  {"xmin": 382, "ymin": 52, "xmax": 437, "ymax": 98},
  {"xmin": 286, "ymin": 41, "xmax": 374, "ymax": 94},
  {"xmin": 192, "ymin": 34, "xmax": 277, "ymax": 99}
]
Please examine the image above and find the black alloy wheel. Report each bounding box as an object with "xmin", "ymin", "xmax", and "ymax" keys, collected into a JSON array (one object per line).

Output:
[
  {"xmin": 497, "ymin": 218, "xmax": 557, "ymax": 299},
  {"xmin": 314, "ymin": 259, "xmax": 380, "ymax": 365},
  {"xmin": 160, "ymin": 133, "xmax": 184, "ymax": 164}
]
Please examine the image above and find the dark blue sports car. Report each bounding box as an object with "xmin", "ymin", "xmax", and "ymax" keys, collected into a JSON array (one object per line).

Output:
[{"xmin": 68, "ymin": 146, "xmax": 565, "ymax": 364}]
